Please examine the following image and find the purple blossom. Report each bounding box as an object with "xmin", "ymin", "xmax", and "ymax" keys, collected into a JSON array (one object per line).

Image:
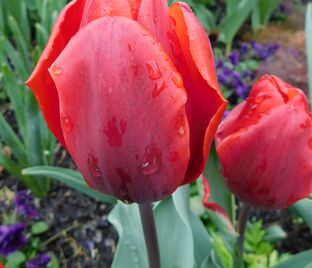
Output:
[
  {"xmin": 228, "ymin": 51, "xmax": 240, "ymax": 65},
  {"xmin": 14, "ymin": 191, "xmax": 39, "ymax": 219},
  {"xmin": 239, "ymin": 43, "xmax": 249, "ymax": 54},
  {"xmin": 27, "ymin": 253, "xmax": 51, "ymax": 268},
  {"xmin": 216, "ymin": 60, "xmax": 224, "ymax": 69},
  {"xmin": 0, "ymin": 223, "xmax": 27, "ymax": 256},
  {"xmin": 236, "ymin": 84, "xmax": 249, "ymax": 98}
]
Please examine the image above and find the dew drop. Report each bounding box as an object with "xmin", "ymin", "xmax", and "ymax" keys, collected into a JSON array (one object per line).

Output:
[
  {"xmin": 87, "ymin": 154, "xmax": 100, "ymax": 177},
  {"xmin": 128, "ymin": 43, "xmax": 133, "ymax": 51},
  {"xmin": 139, "ymin": 143, "xmax": 161, "ymax": 176},
  {"xmin": 300, "ymin": 119, "xmax": 312, "ymax": 129},
  {"xmin": 146, "ymin": 61, "xmax": 162, "ymax": 80},
  {"xmin": 254, "ymin": 94, "xmax": 267, "ymax": 104},
  {"xmin": 172, "ymin": 72, "xmax": 183, "ymax": 88},
  {"xmin": 51, "ymin": 64, "xmax": 63, "ymax": 76},
  {"xmin": 308, "ymin": 138, "xmax": 312, "ymax": 150},
  {"xmin": 61, "ymin": 115, "xmax": 73, "ymax": 132},
  {"xmin": 152, "ymin": 81, "xmax": 167, "ymax": 97},
  {"xmin": 103, "ymin": 117, "xmax": 127, "ymax": 147},
  {"xmin": 167, "ymin": 31, "xmax": 180, "ymax": 57},
  {"xmin": 104, "ymin": 7, "xmax": 112, "ymax": 15},
  {"xmin": 175, "ymin": 114, "xmax": 186, "ymax": 137}
]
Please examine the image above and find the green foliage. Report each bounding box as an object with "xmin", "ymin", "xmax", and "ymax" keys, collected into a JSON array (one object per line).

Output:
[
  {"xmin": 251, "ymin": 0, "xmax": 283, "ymax": 32},
  {"xmin": 244, "ymin": 220, "xmax": 287, "ymax": 268},
  {"xmin": 22, "ymin": 166, "xmax": 116, "ymax": 204},
  {"xmin": 109, "ymin": 186, "xmax": 214, "ymax": 268},
  {"xmin": 289, "ymin": 198, "xmax": 312, "ymax": 233},
  {"xmin": 0, "ymin": 0, "xmax": 66, "ymax": 197},
  {"xmin": 273, "ymin": 249, "xmax": 312, "ymax": 268},
  {"xmin": 306, "ymin": 2, "xmax": 312, "ymax": 106}
]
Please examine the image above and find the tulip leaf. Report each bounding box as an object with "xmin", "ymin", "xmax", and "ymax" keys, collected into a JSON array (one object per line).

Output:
[
  {"xmin": 155, "ymin": 196, "xmax": 194, "ymax": 268},
  {"xmin": 204, "ymin": 146, "xmax": 234, "ymax": 222},
  {"xmin": 109, "ymin": 186, "xmax": 213, "ymax": 268},
  {"xmin": 306, "ymin": 3, "xmax": 312, "ymax": 106},
  {"xmin": 273, "ymin": 249, "xmax": 312, "ymax": 268},
  {"xmin": 289, "ymin": 198, "xmax": 312, "ymax": 233},
  {"xmin": 22, "ymin": 166, "xmax": 116, "ymax": 204},
  {"xmin": 109, "ymin": 202, "xmax": 148, "ymax": 268}
]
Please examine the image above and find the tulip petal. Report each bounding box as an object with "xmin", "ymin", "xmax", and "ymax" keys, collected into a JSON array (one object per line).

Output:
[
  {"xmin": 168, "ymin": 3, "xmax": 227, "ymax": 184},
  {"xmin": 80, "ymin": 0, "xmax": 132, "ymax": 27},
  {"xmin": 217, "ymin": 104, "xmax": 312, "ymax": 209},
  {"xmin": 137, "ymin": 0, "xmax": 172, "ymax": 54},
  {"xmin": 25, "ymin": 0, "xmax": 85, "ymax": 146},
  {"xmin": 26, "ymin": 0, "xmax": 133, "ymax": 147},
  {"xmin": 128, "ymin": 0, "xmax": 142, "ymax": 18},
  {"xmin": 50, "ymin": 17, "xmax": 190, "ymax": 203}
]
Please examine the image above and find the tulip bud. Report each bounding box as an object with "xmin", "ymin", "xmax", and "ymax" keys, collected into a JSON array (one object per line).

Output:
[
  {"xmin": 216, "ymin": 75, "xmax": 312, "ymax": 209},
  {"xmin": 26, "ymin": 0, "xmax": 226, "ymax": 203}
]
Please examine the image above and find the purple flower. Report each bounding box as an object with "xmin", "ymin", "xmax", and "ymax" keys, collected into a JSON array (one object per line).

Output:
[
  {"xmin": 15, "ymin": 191, "xmax": 39, "ymax": 219},
  {"xmin": 228, "ymin": 51, "xmax": 240, "ymax": 65},
  {"xmin": 236, "ymin": 84, "xmax": 249, "ymax": 98},
  {"xmin": 0, "ymin": 223, "xmax": 27, "ymax": 256},
  {"xmin": 216, "ymin": 60, "xmax": 224, "ymax": 69},
  {"xmin": 27, "ymin": 253, "xmax": 51, "ymax": 268},
  {"xmin": 239, "ymin": 43, "xmax": 249, "ymax": 54}
]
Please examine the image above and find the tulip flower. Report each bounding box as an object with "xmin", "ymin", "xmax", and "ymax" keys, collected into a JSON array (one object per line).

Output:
[
  {"xmin": 26, "ymin": 0, "xmax": 226, "ymax": 203},
  {"xmin": 216, "ymin": 75, "xmax": 312, "ymax": 209}
]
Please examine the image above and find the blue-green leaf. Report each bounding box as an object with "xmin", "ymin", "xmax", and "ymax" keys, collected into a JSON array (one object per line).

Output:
[
  {"xmin": 22, "ymin": 166, "xmax": 116, "ymax": 204},
  {"xmin": 273, "ymin": 249, "xmax": 312, "ymax": 268}
]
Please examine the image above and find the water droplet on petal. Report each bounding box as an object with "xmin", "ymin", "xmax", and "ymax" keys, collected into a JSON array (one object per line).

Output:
[
  {"xmin": 300, "ymin": 119, "xmax": 312, "ymax": 129},
  {"xmin": 104, "ymin": 8, "xmax": 112, "ymax": 15},
  {"xmin": 146, "ymin": 61, "xmax": 162, "ymax": 80},
  {"xmin": 61, "ymin": 115, "xmax": 73, "ymax": 132},
  {"xmin": 128, "ymin": 43, "xmax": 133, "ymax": 51},
  {"xmin": 308, "ymin": 138, "xmax": 312, "ymax": 149},
  {"xmin": 88, "ymin": 154, "xmax": 100, "ymax": 177},
  {"xmin": 167, "ymin": 31, "xmax": 181, "ymax": 57},
  {"xmin": 175, "ymin": 114, "xmax": 186, "ymax": 137},
  {"xmin": 152, "ymin": 81, "xmax": 167, "ymax": 97},
  {"xmin": 172, "ymin": 72, "xmax": 183, "ymax": 88},
  {"xmin": 103, "ymin": 117, "xmax": 127, "ymax": 147},
  {"xmin": 51, "ymin": 64, "xmax": 63, "ymax": 76},
  {"xmin": 139, "ymin": 143, "xmax": 161, "ymax": 176},
  {"xmin": 287, "ymin": 105, "xmax": 295, "ymax": 112}
]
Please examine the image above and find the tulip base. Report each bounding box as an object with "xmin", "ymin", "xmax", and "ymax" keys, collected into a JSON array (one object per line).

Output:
[
  {"xmin": 234, "ymin": 202, "xmax": 252, "ymax": 268},
  {"xmin": 139, "ymin": 203, "xmax": 161, "ymax": 268}
]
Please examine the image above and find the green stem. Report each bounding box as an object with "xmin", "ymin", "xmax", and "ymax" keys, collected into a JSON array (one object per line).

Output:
[
  {"xmin": 139, "ymin": 203, "xmax": 161, "ymax": 268},
  {"xmin": 235, "ymin": 202, "xmax": 252, "ymax": 268}
]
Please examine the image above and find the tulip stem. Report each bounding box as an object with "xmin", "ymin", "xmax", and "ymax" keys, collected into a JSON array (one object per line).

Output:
[
  {"xmin": 235, "ymin": 202, "xmax": 252, "ymax": 268},
  {"xmin": 139, "ymin": 203, "xmax": 161, "ymax": 268}
]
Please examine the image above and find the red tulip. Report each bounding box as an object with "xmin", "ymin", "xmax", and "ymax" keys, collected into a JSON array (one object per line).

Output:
[
  {"xmin": 26, "ymin": 0, "xmax": 226, "ymax": 203},
  {"xmin": 216, "ymin": 75, "xmax": 312, "ymax": 209}
]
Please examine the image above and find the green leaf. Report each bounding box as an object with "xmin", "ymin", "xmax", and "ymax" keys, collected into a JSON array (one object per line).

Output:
[
  {"xmin": 264, "ymin": 224, "xmax": 287, "ymax": 243},
  {"xmin": 273, "ymin": 249, "xmax": 312, "ymax": 268},
  {"xmin": 306, "ymin": 3, "xmax": 312, "ymax": 107},
  {"xmin": 31, "ymin": 221, "xmax": 49, "ymax": 235},
  {"xmin": 47, "ymin": 253, "xmax": 59, "ymax": 268},
  {"xmin": 204, "ymin": 146, "xmax": 234, "ymax": 221},
  {"xmin": 22, "ymin": 166, "xmax": 116, "ymax": 204},
  {"xmin": 289, "ymin": 198, "xmax": 312, "ymax": 233},
  {"xmin": 251, "ymin": 0, "xmax": 283, "ymax": 31},
  {"xmin": 0, "ymin": 108, "xmax": 27, "ymax": 165},
  {"xmin": 108, "ymin": 202, "xmax": 148, "ymax": 268},
  {"xmin": 155, "ymin": 194, "xmax": 193, "ymax": 268},
  {"xmin": 190, "ymin": 210, "xmax": 213, "ymax": 266},
  {"xmin": 6, "ymin": 251, "xmax": 26, "ymax": 268},
  {"xmin": 219, "ymin": 0, "xmax": 257, "ymax": 51}
]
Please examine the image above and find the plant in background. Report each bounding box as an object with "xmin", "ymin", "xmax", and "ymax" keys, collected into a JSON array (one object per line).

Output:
[
  {"xmin": 215, "ymin": 41, "xmax": 279, "ymax": 108},
  {"xmin": 0, "ymin": 0, "xmax": 70, "ymax": 197},
  {"xmin": 0, "ymin": 188, "xmax": 56, "ymax": 268}
]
